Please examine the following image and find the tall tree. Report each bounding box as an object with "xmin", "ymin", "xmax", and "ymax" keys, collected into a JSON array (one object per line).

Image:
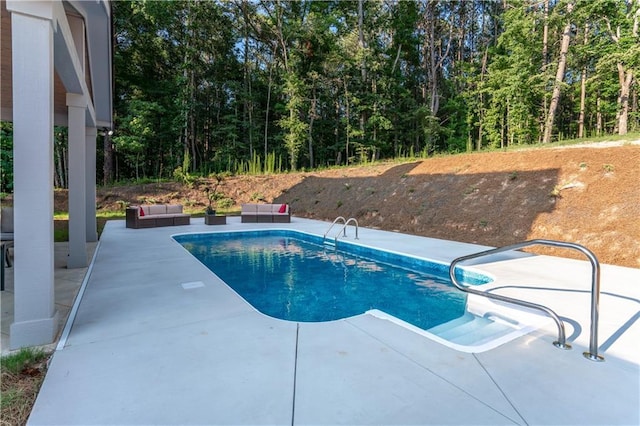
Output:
[{"xmin": 543, "ymin": 1, "xmax": 574, "ymax": 144}]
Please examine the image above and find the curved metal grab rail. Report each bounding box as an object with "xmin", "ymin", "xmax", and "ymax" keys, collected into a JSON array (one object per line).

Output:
[
  {"xmin": 335, "ymin": 218, "xmax": 359, "ymax": 243},
  {"xmin": 323, "ymin": 217, "xmax": 347, "ymax": 243},
  {"xmin": 449, "ymin": 239, "xmax": 603, "ymax": 362}
]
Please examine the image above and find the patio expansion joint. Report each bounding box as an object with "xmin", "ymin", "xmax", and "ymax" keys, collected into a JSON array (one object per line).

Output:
[
  {"xmin": 344, "ymin": 319, "xmax": 526, "ymax": 425},
  {"xmin": 471, "ymin": 352, "xmax": 529, "ymax": 426},
  {"xmin": 291, "ymin": 322, "xmax": 300, "ymax": 426}
]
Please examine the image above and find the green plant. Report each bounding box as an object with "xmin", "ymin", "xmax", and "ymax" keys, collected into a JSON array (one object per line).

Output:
[
  {"xmin": 216, "ymin": 197, "xmax": 233, "ymax": 209},
  {"xmin": 464, "ymin": 186, "xmax": 477, "ymax": 195},
  {"xmin": 479, "ymin": 220, "xmax": 488, "ymax": 228},
  {"xmin": 1, "ymin": 348, "xmax": 50, "ymax": 425},
  {"xmin": 204, "ymin": 173, "xmax": 226, "ymax": 213},
  {"xmin": 336, "ymin": 200, "xmax": 343, "ymax": 208},
  {"xmin": 508, "ymin": 171, "xmax": 518, "ymax": 181},
  {"xmin": 53, "ymin": 228, "xmax": 69, "ymax": 242},
  {"xmin": 579, "ymin": 162, "xmax": 587, "ymax": 169},
  {"xmin": 143, "ymin": 197, "xmax": 159, "ymax": 204},
  {"xmin": 250, "ymin": 192, "xmax": 265, "ymax": 202},
  {"xmin": 0, "ymin": 121, "xmax": 13, "ymax": 194},
  {"xmin": 203, "ymin": 189, "xmax": 216, "ymax": 214},
  {"xmin": 603, "ymin": 164, "xmax": 615, "ymax": 173},
  {"xmin": 1, "ymin": 348, "xmax": 47, "ymax": 375},
  {"xmin": 408, "ymin": 188, "xmax": 415, "ymax": 193}
]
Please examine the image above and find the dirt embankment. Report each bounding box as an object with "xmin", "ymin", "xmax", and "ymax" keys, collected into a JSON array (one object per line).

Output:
[{"xmin": 79, "ymin": 144, "xmax": 639, "ymax": 268}]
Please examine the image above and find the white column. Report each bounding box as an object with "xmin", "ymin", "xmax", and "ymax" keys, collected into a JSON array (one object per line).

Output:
[
  {"xmin": 9, "ymin": 4, "xmax": 59, "ymax": 349},
  {"xmin": 85, "ymin": 127, "xmax": 98, "ymax": 242},
  {"xmin": 67, "ymin": 93, "xmax": 87, "ymax": 268}
]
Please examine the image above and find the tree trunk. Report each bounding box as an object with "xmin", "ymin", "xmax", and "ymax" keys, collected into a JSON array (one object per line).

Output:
[
  {"xmin": 540, "ymin": 0, "xmax": 549, "ymax": 139},
  {"xmin": 243, "ymin": 13, "xmax": 253, "ymax": 158},
  {"xmin": 578, "ymin": 24, "xmax": 588, "ymax": 139},
  {"xmin": 358, "ymin": 0, "xmax": 366, "ymax": 145},
  {"xmin": 542, "ymin": 3, "xmax": 573, "ymax": 144},
  {"xmin": 633, "ymin": 89, "xmax": 639, "ymax": 132},
  {"xmin": 477, "ymin": 45, "xmax": 489, "ymax": 151},
  {"xmin": 308, "ymin": 85, "xmax": 317, "ymax": 169},
  {"xmin": 344, "ymin": 78, "xmax": 350, "ymax": 165},
  {"xmin": 264, "ymin": 62, "xmax": 273, "ymax": 157},
  {"xmin": 616, "ymin": 64, "xmax": 633, "ymax": 135},
  {"xmin": 596, "ymin": 93, "xmax": 602, "ymax": 136},
  {"xmin": 542, "ymin": 0, "xmax": 549, "ymax": 67},
  {"xmin": 103, "ymin": 131, "xmax": 113, "ymax": 185}
]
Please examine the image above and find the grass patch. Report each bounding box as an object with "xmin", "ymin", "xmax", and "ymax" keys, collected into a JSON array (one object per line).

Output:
[
  {"xmin": 1, "ymin": 348, "xmax": 51, "ymax": 426},
  {"xmin": 53, "ymin": 214, "xmax": 118, "ymax": 242},
  {"xmin": 1, "ymin": 348, "xmax": 47, "ymax": 375}
]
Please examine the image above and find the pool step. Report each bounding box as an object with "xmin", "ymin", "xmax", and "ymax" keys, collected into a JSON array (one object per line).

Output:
[
  {"xmin": 367, "ymin": 296, "xmax": 551, "ymax": 353},
  {"xmin": 427, "ymin": 313, "xmax": 516, "ymax": 346}
]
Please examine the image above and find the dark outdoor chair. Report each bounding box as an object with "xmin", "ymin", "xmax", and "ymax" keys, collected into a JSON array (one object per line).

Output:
[{"xmin": 1, "ymin": 206, "xmax": 14, "ymax": 267}]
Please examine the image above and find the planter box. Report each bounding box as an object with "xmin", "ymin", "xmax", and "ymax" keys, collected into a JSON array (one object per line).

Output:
[{"xmin": 205, "ymin": 215, "xmax": 226, "ymax": 225}]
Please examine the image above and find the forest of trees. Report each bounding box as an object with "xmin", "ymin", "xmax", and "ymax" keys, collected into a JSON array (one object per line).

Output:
[{"xmin": 2, "ymin": 0, "xmax": 639, "ymax": 191}]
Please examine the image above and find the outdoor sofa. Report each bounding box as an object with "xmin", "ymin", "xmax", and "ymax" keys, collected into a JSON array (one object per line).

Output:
[
  {"xmin": 241, "ymin": 203, "xmax": 291, "ymax": 223},
  {"xmin": 126, "ymin": 204, "xmax": 190, "ymax": 229}
]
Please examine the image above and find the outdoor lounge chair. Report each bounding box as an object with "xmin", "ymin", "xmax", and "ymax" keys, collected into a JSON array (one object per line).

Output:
[{"xmin": 0, "ymin": 206, "xmax": 14, "ymax": 267}]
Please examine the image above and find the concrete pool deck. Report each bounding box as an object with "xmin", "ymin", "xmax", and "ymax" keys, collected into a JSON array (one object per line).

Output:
[{"xmin": 22, "ymin": 217, "xmax": 640, "ymax": 424}]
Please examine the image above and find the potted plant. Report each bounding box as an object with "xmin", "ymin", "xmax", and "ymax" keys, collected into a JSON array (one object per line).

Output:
[{"xmin": 204, "ymin": 188, "xmax": 216, "ymax": 224}]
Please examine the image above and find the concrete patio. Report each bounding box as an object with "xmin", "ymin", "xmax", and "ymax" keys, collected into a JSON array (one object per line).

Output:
[
  {"xmin": 5, "ymin": 216, "xmax": 639, "ymax": 425},
  {"xmin": 1, "ymin": 242, "xmax": 98, "ymax": 354}
]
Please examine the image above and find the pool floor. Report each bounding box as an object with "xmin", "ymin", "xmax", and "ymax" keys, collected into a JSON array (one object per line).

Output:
[{"xmin": 26, "ymin": 217, "xmax": 640, "ymax": 425}]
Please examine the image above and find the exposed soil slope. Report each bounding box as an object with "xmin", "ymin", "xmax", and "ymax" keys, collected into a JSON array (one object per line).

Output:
[{"xmin": 89, "ymin": 143, "xmax": 639, "ymax": 268}]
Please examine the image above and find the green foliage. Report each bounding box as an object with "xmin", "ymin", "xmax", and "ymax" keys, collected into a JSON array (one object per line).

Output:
[
  {"xmin": 279, "ymin": 72, "xmax": 309, "ymax": 171},
  {"xmin": 172, "ymin": 166, "xmax": 199, "ymax": 188},
  {"xmin": 107, "ymin": 0, "xmax": 636, "ymax": 180},
  {"xmin": 216, "ymin": 197, "xmax": 234, "ymax": 210},
  {"xmin": 250, "ymin": 192, "xmax": 265, "ymax": 202},
  {"xmin": 232, "ymin": 152, "xmax": 284, "ymax": 176},
  {"xmin": 0, "ymin": 122, "xmax": 13, "ymax": 193},
  {"xmin": 1, "ymin": 348, "xmax": 48, "ymax": 375},
  {"xmin": 602, "ymin": 164, "xmax": 615, "ymax": 173}
]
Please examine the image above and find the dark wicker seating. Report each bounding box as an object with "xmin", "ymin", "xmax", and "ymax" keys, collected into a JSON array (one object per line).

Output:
[{"xmin": 126, "ymin": 205, "xmax": 191, "ymax": 228}]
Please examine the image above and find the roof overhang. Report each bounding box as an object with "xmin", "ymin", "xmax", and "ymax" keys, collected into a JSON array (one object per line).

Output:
[{"xmin": 1, "ymin": 0, "xmax": 112, "ymax": 129}]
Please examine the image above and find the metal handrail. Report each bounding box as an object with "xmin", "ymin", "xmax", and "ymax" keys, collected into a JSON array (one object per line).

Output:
[
  {"xmin": 335, "ymin": 218, "xmax": 359, "ymax": 244},
  {"xmin": 323, "ymin": 217, "xmax": 347, "ymax": 244},
  {"xmin": 449, "ymin": 239, "xmax": 604, "ymax": 362}
]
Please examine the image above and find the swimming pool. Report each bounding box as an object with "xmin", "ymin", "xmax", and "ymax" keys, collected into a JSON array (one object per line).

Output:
[{"xmin": 173, "ymin": 230, "xmax": 491, "ymax": 331}]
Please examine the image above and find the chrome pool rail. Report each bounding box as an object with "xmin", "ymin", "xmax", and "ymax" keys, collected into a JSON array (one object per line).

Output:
[
  {"xmin": 449, "ymin": 239, "xmax": 604, "ymax": 362},
  {"xmin": 323, "ymin": 216, "xmax": 347, "ymax": 242},
  {"xmin": 324, "ymin": 217, "xmax": 359, "ymax": 245},
  {"xmin": 335, "ymin": 218, "xmax": 359, "ymax": 243}
]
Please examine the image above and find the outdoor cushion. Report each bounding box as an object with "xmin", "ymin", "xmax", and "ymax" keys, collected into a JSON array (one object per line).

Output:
[
  {"xmin": 148, "ymin": 205, "xmax": 167, "ymax": 215},
  {"xmin": 257, "ymin": 204, "xmax": 273, "ymax": 214},
  {"xmin": 166, "ymin": 205, "xmax": 183, "ymax": 214}
]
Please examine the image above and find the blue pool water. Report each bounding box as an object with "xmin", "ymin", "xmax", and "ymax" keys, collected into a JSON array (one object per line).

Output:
[{"xmin": 174, "ymin": 230, "xmax": 491, "ymax": 330}]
